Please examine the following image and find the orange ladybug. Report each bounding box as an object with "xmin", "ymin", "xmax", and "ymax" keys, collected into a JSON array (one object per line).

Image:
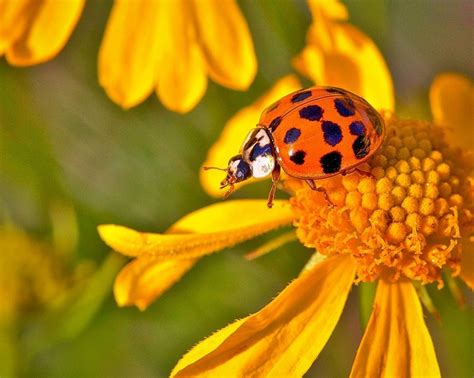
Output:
[{"xmin": 206, "ymin": 87, "xmax": 385, "ymax": 208}]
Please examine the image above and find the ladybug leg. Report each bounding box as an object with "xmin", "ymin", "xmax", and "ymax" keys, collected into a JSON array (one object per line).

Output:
[
  {"xmin": 305, "ymin": 179, "xmax": 316, "ymax": 190},
  {"xmin": 305, "ymin": 180, "xmax": 335, "ymax": 208},
  {"xmin": 342, "ymin": 168, "xmax": 375, "ymax": 179},
  {"xmin": 223, "ymin": 183, "xmax": 235, "ymax": 199},
  {"xmin": 354, "ymin": 168, "xmax": 375, "ymax": 179},
  {"xmin": 267, "ymin": 164, "xmax": 281, "ymax": 208}
]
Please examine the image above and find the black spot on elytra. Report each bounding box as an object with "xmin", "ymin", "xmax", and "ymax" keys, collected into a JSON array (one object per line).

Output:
[
  {"xmin": 349, "ymin": 121, "xmax": 366, "ymax": 136},
  {"xmin": 299, "ymin": 105, "xmax": 324, "ymax": 121},
  {"xmin": 366, "ymin": 107, "xmax": 383, "ymax": 135},
  {"xmin": 320, "ymin": 151, "xmax": 342, "ymax": 174},
  {"xmin": 290, "ymin": 150, "xmax": 306, "ymax": 165},
  {"xmin": 284, "ymin": 128, "xmax": 301, "ymax": 144},
  {"xmin": 250, "ymin": 143, "xmax": 272, "ymax": 161},
  {"xmin": 291, "ymin": 91, "xmax": 312, "ymax": 103},
  {"xmin": 334, "ymin": 97, "xmax": 356, "ymax": 117},
  {"xmin": 269, "ymin": 116, "xmax": 282, "ymax": 131},
  {"xmin": 352, "ymin": 135, "xmax": 371, "ymax": 159},
  {"xmin": 321, "ymin": 121, "xmax": 342, "ymax": 146}
]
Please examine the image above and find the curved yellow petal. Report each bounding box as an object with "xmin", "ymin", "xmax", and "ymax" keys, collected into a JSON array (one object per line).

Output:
[
  {"xmin": 171, "ymin": 254, "xmax": 356, "ymax": 377},
  {"xmin": 429, "ymin": 73, "xmax": 474, "ymax": 149},
  {"xmin": 156, "ymin": 0, "xmax": 207, "ymax": 113},
  {"xmin": 1, "ymin": 0, "xmax": 84, "ymax": 66},
  {"xmin": 0, "ymin": 0, "xmax": 29, "ymax": 55},
  {"xmin": 98, "ymin": 200, "xmax": 294, "ymax": 258},
  {"xmin": 307, "ymin": 0, "xmax": 348, "ymax": 22},
  {"xmin": 114, "ymin": 255, "xmax": 197, "ymax": 310},
  {"xmin": 98, "ymin": 0, "xmax": 162, "ymax": 109},
  {"xmin": 192, "ymin": 0, "xmax": 257, "ymax": 90},
  {"xmin": 350, "ymin": 279, "xmax": 441, "ymax": 378},
  {"xmin": 293, "ymin": 11, "xmax": 394, "ymax": 111},
  {"xmin": 201, "ymin": 75, "xmax": 302, "ymax": 197}
]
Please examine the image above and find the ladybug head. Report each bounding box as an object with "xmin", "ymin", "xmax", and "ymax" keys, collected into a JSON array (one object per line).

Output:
[
  {"xmin": 204, "ymin": 155, "xmax": 251, "ymax": 199},
  {"xmin": 221, "ymin": 155, "xmax": 252, "ymax": 188}
]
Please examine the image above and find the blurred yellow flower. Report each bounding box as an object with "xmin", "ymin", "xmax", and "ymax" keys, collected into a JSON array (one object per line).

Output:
[
  {"xmin": 0, "ymin": 0, "xmax": 84, "ymax": 66},
  {"xmin": 0, "ymin": 227, "xmax": 74, "ymax": 324},
  {"xmin": 98, "ymin": 0, "xmax": 257, "ymax": 113},
  {"xmin": 99, "ymin": 72, "xmax": 473, "ymax": 376},
  {"xmin": 293, "ymin": 0, "xmax": 394, "ymax": 112}
]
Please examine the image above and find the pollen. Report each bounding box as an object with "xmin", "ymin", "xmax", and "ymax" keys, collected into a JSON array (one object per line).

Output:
[{"xmin": 289, "ymin": 118, "xmax": 473, "ymax": 285}]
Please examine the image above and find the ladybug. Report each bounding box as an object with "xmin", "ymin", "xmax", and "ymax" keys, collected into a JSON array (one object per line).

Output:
[{"xmin": 205, "ymin": 87, "xmax": 385, "ymax": 208}]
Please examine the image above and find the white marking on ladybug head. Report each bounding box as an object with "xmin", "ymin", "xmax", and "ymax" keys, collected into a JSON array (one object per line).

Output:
[{"xmin": 251, "ymin": 154, "xmax": 275, "ymax": 178}]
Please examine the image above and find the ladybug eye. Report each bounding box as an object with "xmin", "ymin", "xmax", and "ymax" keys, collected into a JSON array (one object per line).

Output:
[{"xmin": 227, "ymin": 155, "xmax": 251, "ymax": 182}]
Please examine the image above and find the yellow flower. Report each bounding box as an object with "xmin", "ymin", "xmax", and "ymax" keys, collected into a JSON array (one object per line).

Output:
[
  {"xmin": 293, "ymin": 0, "xmax": 394, "ymax": 112},
  {"xmin": 99, "ymin": 73, "xmax": 473, "ymax": 376},
  {"xmin": 0, "ymin": 227, "xmax": 75, "ymax": 324},
  {"xmin": 0, "ymin": 0, "xmax": 84, "ymax": 66},
  {"xmin": 98, "ymin": 0, "xmax": 257, "ymax": 113}
]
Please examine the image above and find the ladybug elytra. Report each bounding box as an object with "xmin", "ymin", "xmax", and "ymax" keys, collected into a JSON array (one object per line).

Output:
[{"xmin": 206, "ymin": 87, "xmax": 385, "ymax": 208}]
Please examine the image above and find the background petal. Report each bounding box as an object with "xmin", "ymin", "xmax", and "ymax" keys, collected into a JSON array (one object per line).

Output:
[
  {"xmin": 293, "ymin": 9, "xmax": 394, "ymax": 112},
  {"xmin": 307, "ymin": 0, "xmax": 349, "ymax": 21},
  {"xmin": 156, "ymin": 0, "xmax": 207, "ymax": 113},
  {"xmin": 429, "ymin": 73, "xmax": 474, "ymax": 149},
  {"xmin": 0, "ymin": 0, "xmax": 29, "ymax": 55},
  {"xmin": 191, "ymin": 0, "xmax": 257, "ymax": 90},
  {"xmin": 201, "ymin": 75, "xmax": 301, "ymax": 197},
  {"xmin": 114, "ymin": 256, "xmax": 197, "ymax": 310},
  {"xmin": 350, "ymin": 279, "xmax": 441, "ymax": 378},
  {"xmin": 1, "ymin": 0, "xmax": 84, "ymax": 66},
  {"xmin": 98, "ymin": 0, "xmax": 162, "ymax": 109},
  {"xmin": 172, "ymin": 254, "xmax": 356, "ymax": 377},
  {"xmin": 98, "ymin": 200, "xmax": 293, "ymax": 258}
]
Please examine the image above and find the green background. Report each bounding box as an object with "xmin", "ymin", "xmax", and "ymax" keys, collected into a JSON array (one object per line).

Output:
[{"xmin": 1, "ymin": 1, "xmax": 472, "ymax": 377}]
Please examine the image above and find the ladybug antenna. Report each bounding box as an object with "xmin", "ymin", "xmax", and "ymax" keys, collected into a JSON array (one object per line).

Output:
[{"xmin": 203, "ymin": 166, "xmax": 227, "ymax": 172}]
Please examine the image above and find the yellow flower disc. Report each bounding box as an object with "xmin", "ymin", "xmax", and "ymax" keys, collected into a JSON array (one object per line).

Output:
[{"xmin": 289, "ymin": 118, "xmax": 473, "ymax": 285}]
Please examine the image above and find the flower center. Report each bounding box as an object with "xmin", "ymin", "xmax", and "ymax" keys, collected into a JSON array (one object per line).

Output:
[{"xmin": 288, "ymin": 117, "xmax": 473, "ymax": 284}]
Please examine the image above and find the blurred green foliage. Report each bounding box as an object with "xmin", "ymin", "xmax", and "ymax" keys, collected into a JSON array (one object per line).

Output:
[{"xmin": 0, "ymin": 1, "xmax": 472, "ymax": 377}]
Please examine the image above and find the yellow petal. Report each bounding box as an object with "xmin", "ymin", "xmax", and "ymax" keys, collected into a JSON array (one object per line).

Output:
[
  {"xmin": 155, "ymin": 0, "xmax": 207, "ymax": 113},
  {"xmin": 307, "ymin": 0, "xmax": 349, "ymax": 22},
  {"xmin": 114, "ymin": 255, "xmax": 197, "ymax": 310},
  {"xmin": 429, "ymin": 73, "xmax": 474, "ymax": 149},
  {"xmin": 98, "ymin": 199, "xmax": 294, "ymax": 258},
  {"xmin": 1, "ymin": 0, "xmax": 84, "ymax": 66},
  {"xmin": 191, "ymin": 0, "xmax": 257, "ymax": 90},
  {"xmin": 293, "ymin": 15, "xmax": 394, "ymax": 112},
  {"xmin": 171, "ymin": 254, "xmax": 356, "ymax": 377},
  {"xmin": 201, "ymin": 75, "xmax": 301, "ymax": 197},
  {"xmin": 350, "ymin": 279, "xmax": 441, "ymax": 378},
  {"xmin": 98, "ymin": 0, "xmax": 162, "ymax": 109},
  {"xmin": 0, "ymin": 0, "xmax": 28, "ymax": 55}
]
